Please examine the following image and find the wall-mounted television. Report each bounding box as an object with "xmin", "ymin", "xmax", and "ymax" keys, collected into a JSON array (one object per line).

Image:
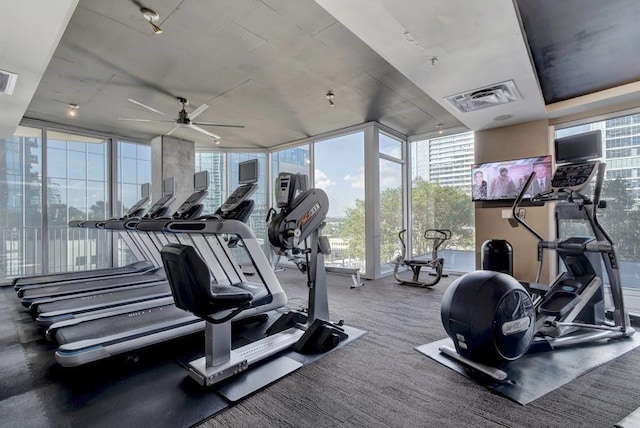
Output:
[
  {"xmin": 555, "ymin": 130, "xmax": 602, "ymax": 163},
  {"xmin": 471, "ymin": 155, "xmax": 552, "ymax": 202}
]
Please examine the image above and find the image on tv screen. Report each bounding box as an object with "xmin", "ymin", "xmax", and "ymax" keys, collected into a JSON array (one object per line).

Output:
[{"xmin": 471, "ymin": 155, "xmax": 552, "ymax": 201}]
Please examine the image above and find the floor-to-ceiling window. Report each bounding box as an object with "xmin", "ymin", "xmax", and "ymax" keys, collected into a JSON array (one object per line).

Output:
[
  {"xmin": 195, "ymin": 152, "xmax": 226, "ymax": 215},
  {"xmin": 410, "ymin": 131, "xmax": 475, "ymax": 272},
  {"xmin": 115, "ymin": 141, "xmax": 152, "ymax": 266},
  {"xmin": 0, "ymin": 126, "xmax": 152, "ymax": 283},
  {"xmin": 555, "ymin": 112, "xmax": 640, "ymax": 295},
  {"xmin": 378, "ymin": 132, "xmax": 404, "ymax": 275},
  {"xmin": 46, "ymin": 131, "xmax": 110, "ymax": 273},
  {"xmin": 0, "ymin": 126, "xmax": 43, "ymax": 279},
  {"xmin": 228, "ymin": 153, "xmax": 268, "ymax": 248},
  {"xmin": 314, "ymin": 132, "xmax": 365, "ymax": 273}
]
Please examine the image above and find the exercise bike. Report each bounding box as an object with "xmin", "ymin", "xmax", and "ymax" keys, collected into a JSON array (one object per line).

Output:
[
  {"xmin": 160, "ymin": 173, "xmax": 348, "ymax": 389},
  {"xmin": 438, "ymin": 159, "xmax": 635, "ymax": 380},
  {"xmin": 393, "ymin": 228, "xmax": 451, "ymax": 287}
]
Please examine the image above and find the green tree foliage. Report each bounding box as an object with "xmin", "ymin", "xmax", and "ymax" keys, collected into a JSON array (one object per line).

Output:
[
  {"xmin": 410, "ymin": 178, "xmax": 474, "ymax": 255},
  {"xmin": 341, "ymin": 199, "xmax": 365, "ymax": 261},
  {"xmin": 599, "ymin": 179, "xmax": 640, "ymax": 261},
  {"xmin": 340, "ymin": 179, "xmax": 475, "ymax": 264}
]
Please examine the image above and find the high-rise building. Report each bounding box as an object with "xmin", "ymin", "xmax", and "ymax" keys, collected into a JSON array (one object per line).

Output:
[{"xmin": 412, "ymin": 131, "xmax": 475, "ymax": 192}]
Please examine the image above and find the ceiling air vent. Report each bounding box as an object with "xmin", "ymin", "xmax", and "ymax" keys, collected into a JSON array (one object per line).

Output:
[
  {"xmin": 0, "ymin": 69, "xmax": 18, "ymax": 95},
  {"xmin": 445, "ymin": 80, "xmax": 521, "ymax": 113}
]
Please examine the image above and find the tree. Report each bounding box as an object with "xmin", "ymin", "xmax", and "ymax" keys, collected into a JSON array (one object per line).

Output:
[
  {"xmin": 598, "ymin": 179, "xmax": 640, "ymax": 261},
  {"xmin": 410, "ymin": 178, "xmax": 474, "ymax": 255},
  {"xmin": 341, "ymin": 199, "xmax": 365, "ymax": 261},
  {"xmin": 340, "ymin": 179, "xmax": 475, "ymax": 265}
]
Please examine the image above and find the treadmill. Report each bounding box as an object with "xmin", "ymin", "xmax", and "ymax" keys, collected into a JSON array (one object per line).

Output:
[
  {"xmin": 47, "ymin": 160, "xmax": 270, "ymax": 367},
  {"xmin": 22, "ymin": 174, "xmax": 209, "ymax": 312},
  {"xmin": 12, "ymin": 181, "xmax": 166, "ymax": 291},
  {"xmin": 15, "ymin": 179, "xmax": 179, "ymax": 306}
]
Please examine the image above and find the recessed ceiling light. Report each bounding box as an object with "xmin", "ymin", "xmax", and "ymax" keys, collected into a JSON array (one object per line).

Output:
[{"xmin": 494, "ymin": 114, "xmax": 513, "ymax": 121}]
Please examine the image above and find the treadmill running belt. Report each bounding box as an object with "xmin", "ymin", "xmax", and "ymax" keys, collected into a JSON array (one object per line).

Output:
[
  {"xmin": 54, "ymin": 304, "xmax": 195, "ymax": 344},
  {"xmin": 36, "ymin": 282, "xmax": 171, "ymax": 315},
  {"xmin": 21, "ymin": 271, "xmax": 166, "ymax": 302},
  {"xmin": 13, "ymin": 260, "xmax": 154, "ymax": 287}
]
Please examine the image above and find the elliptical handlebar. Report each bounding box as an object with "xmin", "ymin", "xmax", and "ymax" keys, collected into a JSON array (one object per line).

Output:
[{"xmin": 510, "ymin": 171, "xmax": 544, "ymax": 242}]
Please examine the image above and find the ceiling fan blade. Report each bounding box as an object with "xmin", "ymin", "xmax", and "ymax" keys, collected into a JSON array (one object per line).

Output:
[
  {"xmin": 128, "ymin": 98, "xmax": 168, "ymax": 116},
  {"xmin": 192, "ymin": 121, "xmax": 245, "ymax": 128},
  {"xmin": 190, "ymin": 124, "xmax": 222, "ymax": 140},
  {"xmin": 167, "ymin": 125, "xmax": 180, "ymax": 136},
  {"xmin": 189, "ymin": 104, "xmax": 209, "ymax": 120},
  {"xmin": 118, "ymin": 118, "xmax": 175, "ymax": 123}
]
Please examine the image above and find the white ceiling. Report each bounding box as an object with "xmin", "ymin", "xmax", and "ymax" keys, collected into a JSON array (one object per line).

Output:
[{"xmin": 3, "ymin": 0, "xmax": 640, "ymax": 149}]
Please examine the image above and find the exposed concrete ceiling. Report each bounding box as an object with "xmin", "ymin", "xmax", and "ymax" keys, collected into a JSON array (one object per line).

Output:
[
  {"xmin": 0, "ymin": 0, "xmax": 78, "ymax": 139},
  {"xmin": 4, "ymin": 0, "xmax": 640, "ymax": 150}
]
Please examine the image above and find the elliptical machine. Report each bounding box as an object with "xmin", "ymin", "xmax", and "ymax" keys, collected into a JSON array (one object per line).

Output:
[{"xmin": 438, "ymin": 159, "xmax": 635, "ymax": 380}]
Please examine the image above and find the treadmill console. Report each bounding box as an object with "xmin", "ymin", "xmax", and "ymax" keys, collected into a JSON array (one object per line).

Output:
[
  {"xmin": 220, "ymin": 183, "xmax": 258, "ymax": 212},
  {"xmin": 174, "ymin": 190, "xmax": 208, "ymax": 218},
  {"xmin": 551, "ymin": 160, "xmax": 599, "ymax": 193},
  {"xmin": 275, "ymin": 173, "xmax": 308, "ymax": 208},
  {"xmin": 145, "ymin": 193, "xmax": 176, "ymax": 218}
]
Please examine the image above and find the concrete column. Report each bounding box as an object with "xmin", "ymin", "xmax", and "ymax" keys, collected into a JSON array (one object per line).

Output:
[{"xmin": 151, "ymin": 135, "xmax": 195, "ymax": 212}]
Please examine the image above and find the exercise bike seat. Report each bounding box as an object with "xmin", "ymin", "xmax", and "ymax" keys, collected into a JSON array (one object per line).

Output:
[{"xmin": 161, "ymin": 243, "xmax": 254, "ymax": 317}]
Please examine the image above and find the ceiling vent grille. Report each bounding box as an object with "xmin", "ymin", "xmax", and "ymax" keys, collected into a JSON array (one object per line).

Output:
[
  {"xmin": 0, "ymin": 69, "xmax": 18, "ymax": 95},
  {"xmin": 445, "ymin": 80, "xmax": 521, "ymax": 113}
]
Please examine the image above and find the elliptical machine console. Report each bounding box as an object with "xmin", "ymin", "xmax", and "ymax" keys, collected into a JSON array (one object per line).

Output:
[{"xmin": 438, "ymin": 157, "xmax": 634, "ymax": 380}]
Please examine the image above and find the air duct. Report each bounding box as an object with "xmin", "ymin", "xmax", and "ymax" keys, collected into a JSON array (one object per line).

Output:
[
  {"xmin": 0, "ymin": 69, "xmax": 18, "ymax": 95},
  {"xmin": 445, "ymin": 80, "xmax": 521, "ymax": 113}
]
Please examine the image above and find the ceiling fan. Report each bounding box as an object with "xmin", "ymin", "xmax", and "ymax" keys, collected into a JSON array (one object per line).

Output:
[{"xmin": 118, "ymin": 97, "xmax": 244, "ymax": 141}]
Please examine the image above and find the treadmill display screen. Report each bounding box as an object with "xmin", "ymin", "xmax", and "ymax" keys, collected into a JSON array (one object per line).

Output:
[
  {"xmin": 238, "ymin": 159, "xmax": 258, "ymax": 184},
  {"xmin": 163, "ymin": 177, "xmax": 175, "ymax": 196},
  {"xmin": 194, "ymin": 171, "xmax": 209, "ymax": 192}
]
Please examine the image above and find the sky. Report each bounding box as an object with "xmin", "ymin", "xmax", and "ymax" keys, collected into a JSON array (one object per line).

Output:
[{"xmin": 313, "ymin": 132, "xmax": 402, "ymax": 218}]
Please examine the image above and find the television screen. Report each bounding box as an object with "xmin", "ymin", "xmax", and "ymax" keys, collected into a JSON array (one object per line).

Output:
[
  {"xmin": 163, "ymin": 177, "xmax": 175, "ymax": 196},
  {"xmin": 555, "ymin": 130, "xmax": 602, "ymax": 163},
  {"xmin": 471, "ymin": 155, "xmax": 552, "ymax": 201},
  {"xmin": 238, "ymin": 159, "xmax": 258, "ymax": 184},
  {"xmin": 193, "ymin": 170, "xmax": 209, "ymax": 192}
]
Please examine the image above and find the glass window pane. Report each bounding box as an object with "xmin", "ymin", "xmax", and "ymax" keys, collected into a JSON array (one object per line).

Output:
[
  {"xmin": 47, "ymin": 148, "xmax": 67, "ymax": 178},
  {"xmin": 315, "ymin": 132, "xmax": 365, "ymax": 272},
  {"xmin": 380, "ymin": 132, "xmax": 402, "ymax": 159},
  {"xmin": 228, "ymin": 153, "xmax": 267, "ymax": 251},
  {"xmin": 555, "ymin": 115, "xmax": 640, "ymax": 296},
  {"xmin": 411, "ymin": 132, "xmax": 475, "ymax": 273},
  {"xmin": 137, "ymin": 160, "xmax": 151, "ymax": 184},
  {"xmin": 137, "ymin": 144, "xmax": 151, "ymax": 161},
  {"xmin": 87, "ymin": 143, "xmax": 105, "ymax": 154},
  {"xmin": 195, "ymin": 152, "xmax": 226, "ymax": 215},
  {"xmin": 379, "ymin": 158, "xmax": 403, "ymax": 273},
  {"xmin": 271, "ymin": 145, "xmax": 310, "ymax": 180},
  {"xmin": 0, "ymin": 127, "xmax": 43, "ymax": 280},
  {"xmin": 67, "ymin": 150, "xmax": 87, "ymax": 180},
  {"xmin": 120, "ymin": 157, "xmax": 137, "ymax": 183},
  {"xmin": 87, "ymin": 153, "xmax": 105, "ymax": 181}
]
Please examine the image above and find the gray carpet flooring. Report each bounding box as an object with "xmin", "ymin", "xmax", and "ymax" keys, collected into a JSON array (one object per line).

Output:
[{"xmin": 199, "ymin": 268, "xmax": 640, "ymax": 428}]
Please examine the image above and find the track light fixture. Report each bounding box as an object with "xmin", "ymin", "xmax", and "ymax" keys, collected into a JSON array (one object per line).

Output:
[
  {"xmin": 141, "ymin": 7, "xmax": 163, "ymax": 35},
  {"xmin": 326, "ymin": 91, "xmax": 335, "ymax": 107},
  {"xmin": 68, "ymin": 103, "xmax": 79, "ymax": 117}
]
